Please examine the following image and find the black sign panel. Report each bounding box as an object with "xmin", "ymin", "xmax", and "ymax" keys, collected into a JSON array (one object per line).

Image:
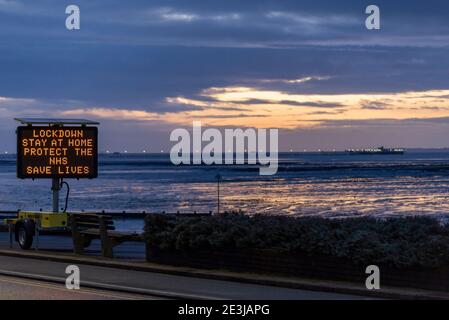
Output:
[{"xmin": 17, "ymin": 126, "xmax": 98, "ymax": 179}]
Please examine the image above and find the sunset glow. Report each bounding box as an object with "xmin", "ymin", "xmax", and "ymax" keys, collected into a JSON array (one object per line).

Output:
[{"xmin": 61, "ymin": 87, "xmax": 449, "ymax": 130}]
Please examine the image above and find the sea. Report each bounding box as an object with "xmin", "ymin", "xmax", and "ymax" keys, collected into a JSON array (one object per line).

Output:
[{"xmin": 2, "ymin": 151, "xmax": 449, "ymax": 230}]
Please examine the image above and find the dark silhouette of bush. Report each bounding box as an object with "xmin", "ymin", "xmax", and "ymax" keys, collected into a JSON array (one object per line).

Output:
[{"xmin": 145, "ymin": 213, "xmax": 449, "ymax": 269}]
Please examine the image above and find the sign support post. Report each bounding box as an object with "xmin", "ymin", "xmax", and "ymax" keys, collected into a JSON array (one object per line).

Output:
[
  {"xmin": 215, "ymin": 173, "xmax": 221, "ymax": 215},
  {"xmin": 51, "ymin": 177, "xmax": 61, "ymax": 213}
]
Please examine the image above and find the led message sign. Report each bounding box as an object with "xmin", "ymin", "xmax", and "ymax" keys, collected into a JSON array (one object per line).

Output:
[{"xmin": 17, "ymin": 126, "xmax": 98, "ymax": 179}]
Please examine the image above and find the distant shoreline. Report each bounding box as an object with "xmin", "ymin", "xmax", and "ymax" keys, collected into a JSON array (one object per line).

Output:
[{"xmin": 3, "ymin": 148, "xmax": 449, "ymax": 156}]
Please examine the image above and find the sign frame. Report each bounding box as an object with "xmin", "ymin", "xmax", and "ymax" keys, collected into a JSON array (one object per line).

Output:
[{"xmin": 16, "ymin": 125, "xmax": 98, "ymax": 179}]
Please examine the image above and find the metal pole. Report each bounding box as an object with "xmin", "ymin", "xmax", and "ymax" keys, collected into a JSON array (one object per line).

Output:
[
  {"xmin": 215, "ymin": 174, "xmax": 221, "ymax": 215},
  {"xmin": 8, "ymin": 223, "xmax": 12, "ymax": 249},
  {"xmin": 217, "ymin": 178, "xmax": 220, "ymax": 214},
  {"xmin": 35, "ymin": 219, "xmax": 40, "ymax": 251},
  {"xmin": 51, "ymin": 177, "xmax": 61, "ymax": 213}
]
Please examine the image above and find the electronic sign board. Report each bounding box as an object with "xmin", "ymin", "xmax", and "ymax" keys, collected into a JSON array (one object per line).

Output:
[{"xmin": 17, "ymin": 126, "xmax": 98, "ymax": 179}]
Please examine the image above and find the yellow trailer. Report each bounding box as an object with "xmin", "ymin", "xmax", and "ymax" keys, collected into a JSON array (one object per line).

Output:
[{"xmin": 4, "ymin": 211, "xmax": 69, "ymax": 249}]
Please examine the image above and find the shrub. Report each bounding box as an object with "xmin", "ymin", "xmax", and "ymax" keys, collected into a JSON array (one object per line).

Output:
[{"xmin": 144, "ymin": 213, "xmax": 449, "ymax": 269}]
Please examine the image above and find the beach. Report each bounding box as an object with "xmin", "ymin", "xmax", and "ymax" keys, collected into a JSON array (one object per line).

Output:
[{"xmin": 1, "ymin": 151, "xmax": 449, "ymax": 226}]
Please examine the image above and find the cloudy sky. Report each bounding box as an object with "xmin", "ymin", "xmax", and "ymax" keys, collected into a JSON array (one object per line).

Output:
[{"xmin": 1, "ymin": 0, "xmax": 449, "ymax": 152}]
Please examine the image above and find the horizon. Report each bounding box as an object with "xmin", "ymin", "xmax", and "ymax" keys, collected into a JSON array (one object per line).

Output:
[{"xmin": 6, "ymin": 147, "xmax": 449, "ymax": 155}]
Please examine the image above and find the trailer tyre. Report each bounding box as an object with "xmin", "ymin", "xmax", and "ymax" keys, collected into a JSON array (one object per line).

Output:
[
  {"xmin": 16, "ymin": 222, "xmax": 34, "ymax": 250},
  {"xmin": 83, "ymin": 238, "xmax": 92, "ymax": 248}
]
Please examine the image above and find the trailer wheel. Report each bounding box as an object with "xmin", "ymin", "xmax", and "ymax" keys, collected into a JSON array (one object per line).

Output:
[
  {"xmin": 83, "ymin": 238, "xmax": 92, "ymax": 248},
  {"xmin": 16, "ymin": 223, "xmax": 34, "ymax": 250}
]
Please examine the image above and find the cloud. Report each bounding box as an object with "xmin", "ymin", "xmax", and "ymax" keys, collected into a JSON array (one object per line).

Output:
[
  {"xmin": 164, "ymin": 86, "xmax": 449, "ymax": 129},
  {"xmin": 317, "ymin": 116, "xmax": 449, "ymax": 129},
  {"xmin": 204, "ymin": 97, "xmax": 344, "ymax": 108},
  {"xmin": 2, "ymin": 0, "xmax": 449, "ymax": 50},
  {"xmin": 279, "ymin": 100, "xmax": 345, "ymax": 108},
  {"xmin": 194, "ymin": 113, "xmax": 267, "ymax": 119},
  {"xmin": 419, "ymin": 106, "xmax": 448, "ymax": 111},
  {"xmin": 150, "ymin": 7, "xmax": 241, "ymax": 23},
  {"xmin": 265, "ymin": 11, "xmax": 358, "ymax": 28},
  {"xmin": 0, "ymin": 96, "xmax": 36, "ymax": 105},
  {"xmin": 305, "ymin": 110, "xmax": 345, "ymax": 115},
  {"xmin": 158, "ymin": 10, "xmax": 198, "ymax": 22},
  {"xmin": 283, "ymin": 76, "xmax": 331, "ymax": 84},
  {"xmin": 61, "ymin": 108, "xmax": 160, "ymax": 121},
  {"xmin": 260, "ymin": 76, "xmax": 331, "ymax": 84},
  {"xmin": 0, "ymin": 0, "xmax": 22, "ymax": 13},
  {"xmin": 5, "ymin": 86, "xmax": 449, "ymax": 132},
  {"xmin": 360, "ymin": 100, "xmax": 391, "ymax": 110}
]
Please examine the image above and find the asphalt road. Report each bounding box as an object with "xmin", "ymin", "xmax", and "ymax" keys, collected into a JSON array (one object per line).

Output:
[
  {"xmin": 0, "ymin": 274, "xmax": 156, "ymax": 300},
  {"xmin": 0, "ymin": 255, "xmax": 370, "ymax": 300}
]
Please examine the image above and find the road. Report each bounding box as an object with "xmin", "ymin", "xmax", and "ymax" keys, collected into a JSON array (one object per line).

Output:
[
  {"xmin": 0, "ymin": 255, "xmax": 371, "ymax": 300},
  {"xmin": 0, "ymin": 274, "xmax": 155, "ymax": 300}
]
